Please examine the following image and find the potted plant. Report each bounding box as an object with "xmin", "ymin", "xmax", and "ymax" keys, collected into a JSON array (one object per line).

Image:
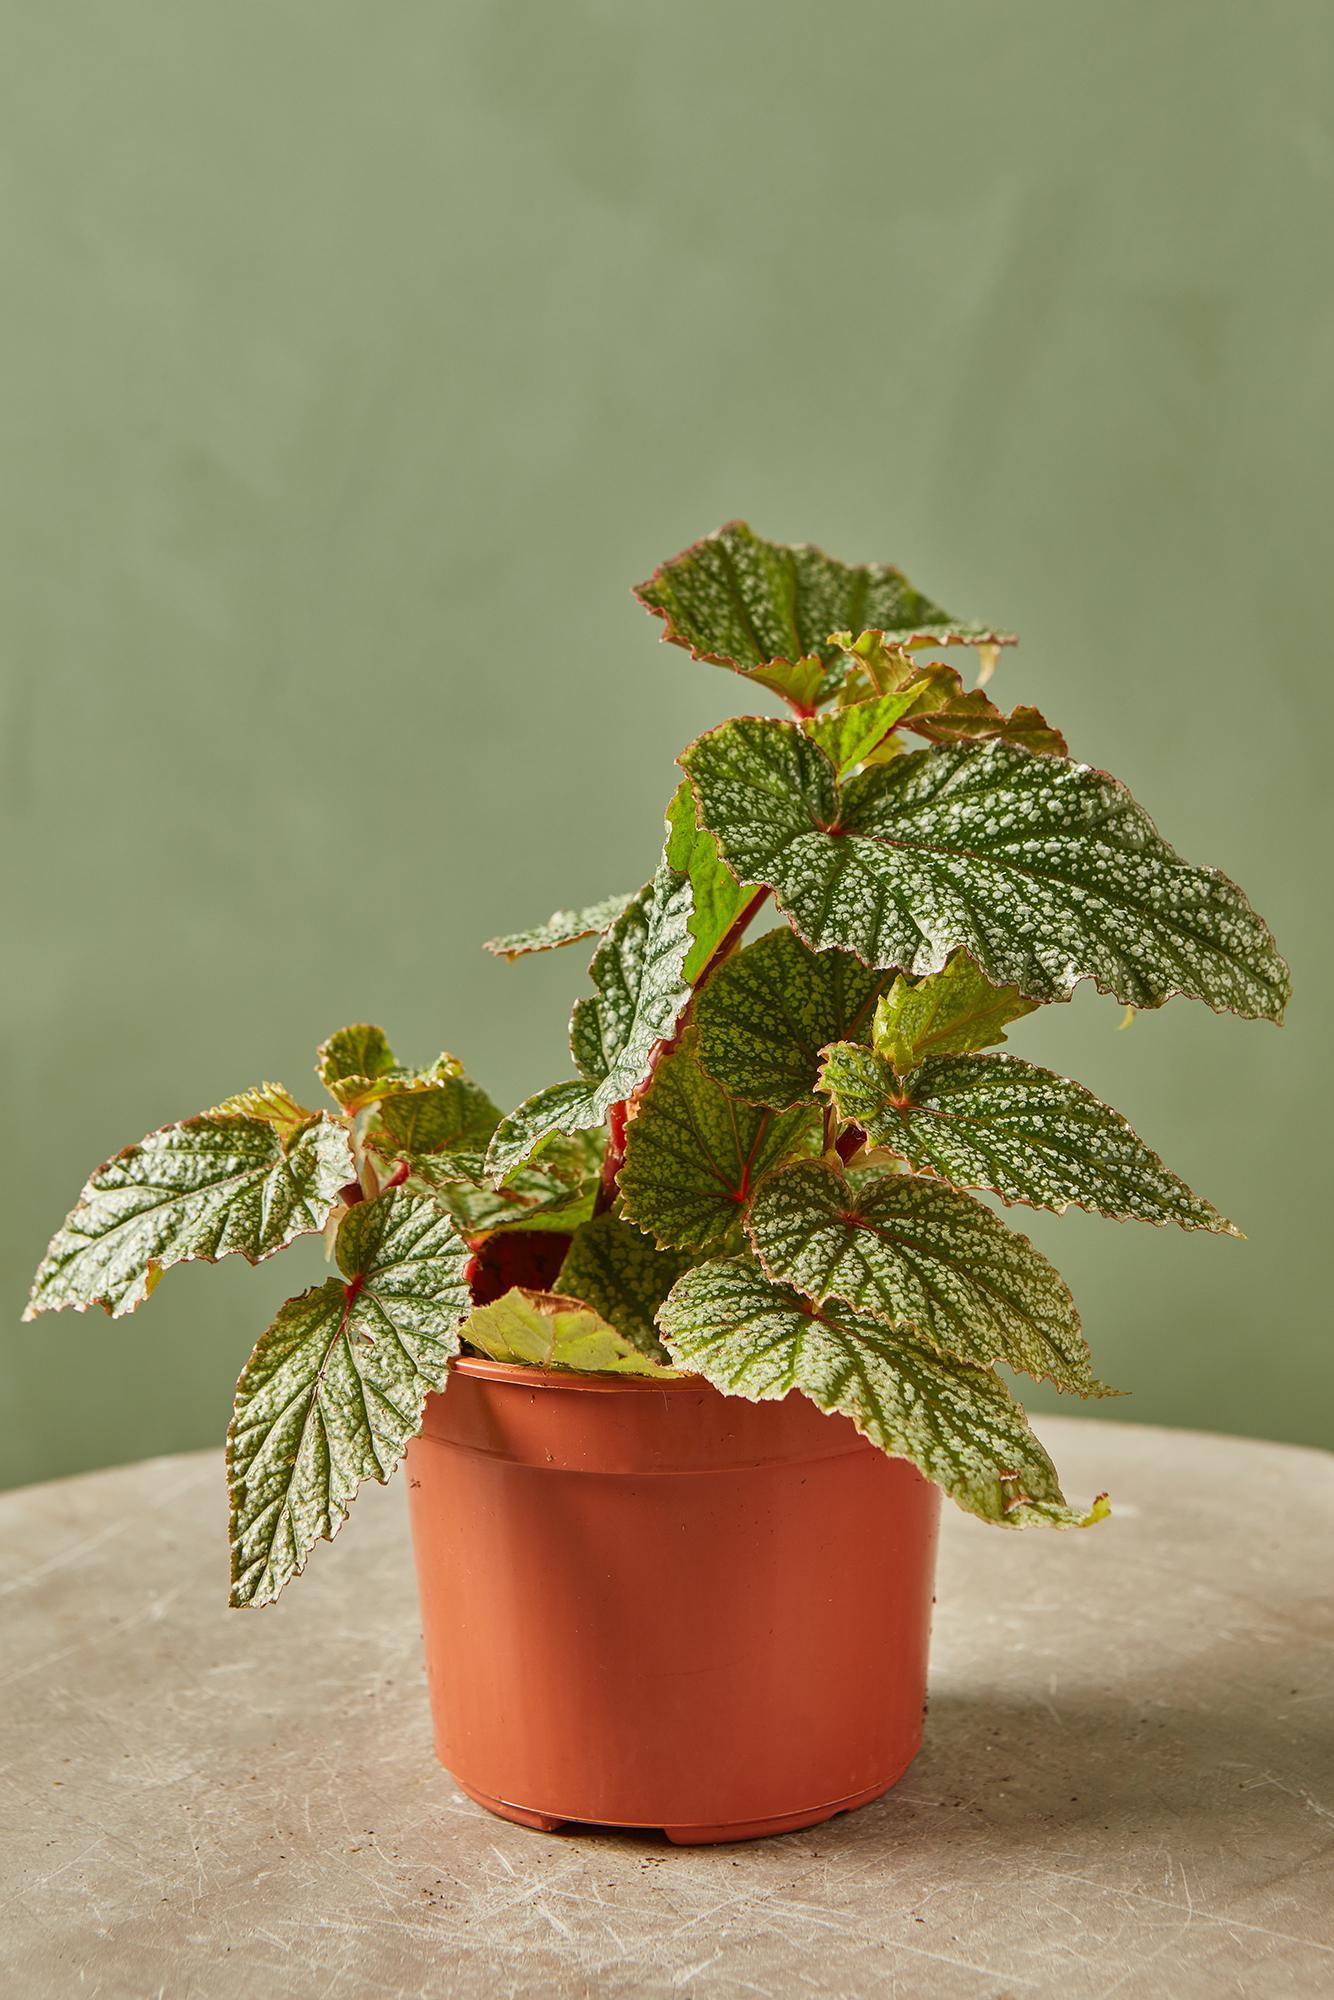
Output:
[{"xmin": 26, "ymin": 522, "xmax": 1288, "ymax": 1843}]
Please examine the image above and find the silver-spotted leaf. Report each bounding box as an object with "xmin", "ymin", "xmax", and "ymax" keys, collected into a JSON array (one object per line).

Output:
[
  {"xmin": 745, "ymin": 1159, "xmax": 1105, "ymax": 1393},
  {"xmin": 486, "ymin": 858, "xmax": 696, "ymax": 1183},
  {"xmin": 635, "ymin": 522, "xmax": 1014, "ymax": 712},
  {"xmin": 569, "ymin": 860, "xmax": 695, "ymax": 1089},
  {"xmin": 555, "ymin": 1213, "xmax": 690, "ymax": 1361},
  {"xmin": 664, "ymin": 780, "xmax": 756, "ymax": 982},
  {"xmin": 680, "ymin": 720, "xmax": 1289, "ymax": 1019},
  {"xmin": 486, "ymin": 1079, "xmax": 605, "ymax": 1185},
  {"xmin": 461, "ymin": 1287, "xmax": 676, "ymax": 1377},
  {"xmin": 870, "ymin": 952, "xmax": 1038, "ymax": 1073},
  {"xmin": 656, "ymin": 1258, "xmax": 1106, "ymax": 1528},
  {"xmin": 818, "ymin": 1045, "xmax": 1235, "ymax": 1231},
  {"xmin": 226, "ymin": 1188, "xmax": 472, "ymax": 1607},
  {"xmin": 617, "ymin": 1031, "xmax": 819, "ymax": 1252},
  {"xmin": 484, "ymin": 892, "xmax": 635, "ymax": 961},
  {"xmin": 25, "ymin": 1111, "xmax": 354, "ymax": 1321},
  {"xmin": 694, "ymin": 926, "xmax": 888, "ymax": 1108}
]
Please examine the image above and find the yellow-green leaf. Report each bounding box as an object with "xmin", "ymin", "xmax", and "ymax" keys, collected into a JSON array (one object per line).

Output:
[
  {"xmin": 870, "ymin": 952, "xmax": 1038, "ymax": 1073},
  {"xmin": 461, "ymin": 1286, "xmax": 676, "ymax": 1377},
  {"xmin": 664, "ymin": 779, "xmax": 755, "ymax": 982}
]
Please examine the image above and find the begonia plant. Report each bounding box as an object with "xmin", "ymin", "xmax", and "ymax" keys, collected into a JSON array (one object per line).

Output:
[{"xmin": 26, "ymin": 524, "xmax": 1288, "ymax": 1605}]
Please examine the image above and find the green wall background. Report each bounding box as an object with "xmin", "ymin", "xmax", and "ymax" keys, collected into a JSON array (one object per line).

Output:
[{"xmin": 4, "ymin": 2, "xmax": 1330, "ymax": 1488}]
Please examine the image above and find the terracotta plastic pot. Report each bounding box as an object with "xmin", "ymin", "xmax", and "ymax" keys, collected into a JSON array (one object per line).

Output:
[{"xmin": 404, "ymin": 1358, "xmax": 941, "ymax": 1844}]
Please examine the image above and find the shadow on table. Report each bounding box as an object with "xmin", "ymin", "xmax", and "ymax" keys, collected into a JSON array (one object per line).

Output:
[{"xmin": 557, "ymin": 1666, "xmax": 1333, "ymax": 1860}]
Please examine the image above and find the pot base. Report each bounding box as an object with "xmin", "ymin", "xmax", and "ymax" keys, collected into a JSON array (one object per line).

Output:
[{"xmin": 453, "ymin": 1772, "xmax": 901, "ymax": 1846}]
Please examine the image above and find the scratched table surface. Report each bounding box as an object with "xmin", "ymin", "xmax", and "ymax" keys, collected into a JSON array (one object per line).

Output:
[{"xmin": 3, "ymin": 1418, "xmax": 1332, "ymax": 2000}]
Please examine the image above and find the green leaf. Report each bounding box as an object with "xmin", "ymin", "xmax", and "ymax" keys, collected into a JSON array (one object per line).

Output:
[
  {"xmin": 744, "ymin": 1159, "xmax": 1105, "ymax": 1393},
  {"xmin": 317, "ymin": 1024, "xmax": 403, "ymax": 1111},
  {"xmin": 834, "ymin": 631, "xmax": 1066, "ymax": 756},
  {"xmin": 680, "ymin": 720, "xmax": 1289, "ymax": 1020},
  {"xmin": 364, "ymin": 1070, "xmax": 501, "ymax": 1161},
  {"xmin": 413, "ymin": 1131, "xmax": 602, "ymax": 1239},
  {"xmin": 486, "ymin": 1078, "xmax": 605, "ymax": 1185},
  {"xmin": 461, "ymin": 1286, "xmax": 677, "ymax": 1377},
  {"xmin": 802, "ymin": 689, "xmax": 924, "ymax": 776},
  {"xmin": 817, "ymin": 1046, "xmax": 1236, "ymax": 1232},
  {"xmin": 664, "ymin": 780, "xmax": 755, "ymax": 982},
  {"xmin": 869, "ymin": 952, "xmax": 1038, "ymax": 1073},
  {"xmin": 617, "ymin": 1031, "xmax": 819, "ymax": 1252},
  {"xmin": 656, "ymin": 1258, "xmax": 1106, "ymax": 1528},
  {"xmin": 484, "ymin": 892, "xmax": 635, "ymax": 961},
  {"xmin": 25, "ymin": 1111, "xmax": 354, "ymax": 1321},
  {"xmin": 555, "ymin": 1213, "xmax": 690, "ymax": 1361},
  {"xmin": 569, "ymin": 860, "xmax": 695, "ymax": 1090},
  {"xmin": 486, "ymin": 857, "xmax": 696, "ymax": 1182},
  {"xmin": 634, "ymin": 522, "xmax": 1014, "ymax": 712},
  {"xmin": 210, "ymin": 1082, "xmax": 323, "ymax": 1141},
  {"xmin": 694, "ymin": 925, "xmax": 888, "ymax": 1108},
  {"xmin": 227, "ymin": 1188, "xmax": 472, "ymax": 1608}
]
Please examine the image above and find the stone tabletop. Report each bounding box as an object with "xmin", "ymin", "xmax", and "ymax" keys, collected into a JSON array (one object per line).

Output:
[{"xmin": 2, "ymin": 1417, "xmax": 1331, "ymax": 2000}]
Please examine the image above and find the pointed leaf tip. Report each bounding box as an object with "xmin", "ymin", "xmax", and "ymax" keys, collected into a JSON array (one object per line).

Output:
[
  {"xmin": 817, "ymin": 1045, "xmax": 1237, "ymax": 1232},
  {"xmin": 484, "ymin": 891, "xmax": 635, "ymax": 960},
  {"xmin": 681, "ymin": 720, "xmax": 1290, "ymax": 1021},
  {"xmin": 657, "ymin": 1257, "xmax": 1101, "ymax": 1528},
  {"xmin": 26, "ymin": 1110, "xmax": 354, "ymax": 1321}
]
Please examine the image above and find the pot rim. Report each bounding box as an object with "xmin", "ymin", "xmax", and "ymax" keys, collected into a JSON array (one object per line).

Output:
[{"xmin": 448, "ymin": 1355, "xmax": 706, "ymax": 1395}]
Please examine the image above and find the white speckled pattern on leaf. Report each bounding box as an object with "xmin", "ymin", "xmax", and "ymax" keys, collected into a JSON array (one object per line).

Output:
[
  {"xmin": 24, "ymin": 1111, "xmax": 354, "ymax": 1321},
  {"xmin": 681, "ymin": 720, "xmax": 1289, "ymax": 1018},
  {"xmin": 485, "ymin": 857, "xmax": 696, "ymax": 1182},
  {"xmin": 483, "ymin": 891, "xmax": 635, "ymax": 961},
  {"xmin": 745, "ymin": 1159, "xmax": 1105, "ymax": 1393},
  {"xmin": 555, "ymin": 1213, "xmax": 689, "ymax": 1361},
  {"xmin": 618, "ymin": 1031, "xmax": 819, "ymax": 1252},
  {"xmin": 226, "ymin": 1189, "xmax": 471, "ymax": 1608},
  {"xmin": 635, "ymin": 521, "xmax": 1014, "ymax": 709},
  {"xmin": 693, "ymin": 925, "xmax": 889, "ymax": 1107},
  {"xmin": 657, "ymin": 1257, "xmax": 1106, "ymax": 1528},
  {"xmin": 818, "ymin": 1045, "xmax": 1235, "ymax": 1231}
]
